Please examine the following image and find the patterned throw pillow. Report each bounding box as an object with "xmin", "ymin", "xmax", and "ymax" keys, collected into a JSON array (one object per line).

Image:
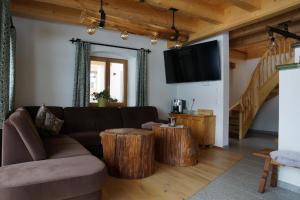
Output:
[{"xmin": 35, "ymin": 105, "xmax": 64, "ymax": 137}]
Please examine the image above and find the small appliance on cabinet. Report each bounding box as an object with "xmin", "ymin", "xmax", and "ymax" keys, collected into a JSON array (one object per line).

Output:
[{"xmin": 171, "ymin": 99, "xmax": 186, "ymax": 114}]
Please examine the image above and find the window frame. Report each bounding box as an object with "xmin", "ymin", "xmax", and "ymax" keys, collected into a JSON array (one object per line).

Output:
[{"xmin": 90, "ymin": 56, "xmax": 128, "ymax": 107}]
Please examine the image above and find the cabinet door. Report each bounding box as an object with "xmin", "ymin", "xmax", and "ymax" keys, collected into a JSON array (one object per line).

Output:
[
  {"xmin": 176, "ymin": 117, "xmax": 190, "ymax": 127},
  {"xmin": 190, "ymin": 117, "xmax": 215, "ymax": 145}
]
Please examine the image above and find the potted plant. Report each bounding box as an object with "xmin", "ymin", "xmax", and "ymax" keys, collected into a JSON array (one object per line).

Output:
[{"xmin": 92, "ymin": 90, "xmax": 118, "ymax": 107}]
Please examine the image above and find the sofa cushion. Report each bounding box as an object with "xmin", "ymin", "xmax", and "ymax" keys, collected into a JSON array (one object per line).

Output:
[
  {"xmin": 36, "ymin": 105, "xmax": 64, "ymax": 136},
  {"xmin": 43, "ymin": 135, "xmax": 79, "ymax": 145},
  {"xmin": 9, "ymin": 109, "xmax": 47, "ymax": 161},
  {"xmin": 121, "ymin": 106, "xmax": 159, "ymax": 128},
  {"xmin": 62, "ymin": 107, "xmax": 123, "ymax": 133},
  {"xmin": 0, "ymin": 155, "xmax": 107, "ymax": 200},
  {"xmin": 2, "ymin": 121, "xmax": 33, "ymax": 166},
  {"xmin": 68, "ymin": 131, "xmax": 101, "ymax": 147},
  {"xmin": 24, "ymin": 106, "xmax": 64, "ymax": 121},
  {"xmin": 43, "ymin": 135, "xmax": 90, "ymax": 159}
]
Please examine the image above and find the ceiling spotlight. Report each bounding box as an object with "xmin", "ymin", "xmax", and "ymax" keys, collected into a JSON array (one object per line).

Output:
[
  {"xmin": 121, "ymin": 31, "xmax": 129, "ymax": 40},
  {"xmin": 174, "ymin": 40, "xmax": 182, "ymax": 49},
  {"xmin": 268, "ymin": 35, "xmax": 278, "ymax": 53},
  {"xmin": 150, "ymin": 32, "xmax": 158, "ymax": 45},
  {"xmin": 87, "ymin": 25, "xmax": 97, "ymax": 35}
]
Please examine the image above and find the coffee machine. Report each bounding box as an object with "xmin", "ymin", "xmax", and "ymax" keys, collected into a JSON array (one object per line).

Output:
[{"xmin": 172, "ymin": 99, "xmax": 186, "ymax": 114}]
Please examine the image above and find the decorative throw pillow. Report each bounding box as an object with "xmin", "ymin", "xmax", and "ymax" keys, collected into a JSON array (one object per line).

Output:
[{"xmin": 35, "ymin": 104, "xmax": 64, "ymax": 137}]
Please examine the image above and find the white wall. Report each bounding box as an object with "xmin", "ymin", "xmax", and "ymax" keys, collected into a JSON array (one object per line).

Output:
[
  {"xmin": 230, "ymin": 58, "xmax": 258, "ymax": 105},
  {"xmin": 230, "ymin": 57, "xmax": 279, "ymax": 132},
  {"xmin": 278, "ymin": 46, "xmax": 300, "ymax": 189},
  {"xmin": 14, "ymin": 16, "xmax": 230, "ymax": 147},
  {"xmin": 251, "ymin": 96, "xmax": 279, "ymax": 132},
  {"xmin": 14, "ymin": 16, "xmax": 175, "ymax": 119},
  {"xmin": 174, "ymin": 34, "xmax": 230, "ymax": 147}
]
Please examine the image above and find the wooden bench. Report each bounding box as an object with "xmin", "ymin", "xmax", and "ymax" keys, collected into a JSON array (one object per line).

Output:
[{"xmin": 253, "ymin": 148, "xmax": 280, "ymax": 193}]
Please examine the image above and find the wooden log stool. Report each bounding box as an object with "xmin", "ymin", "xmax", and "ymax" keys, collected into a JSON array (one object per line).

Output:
[
  {"xmin": 253, "ymin": 148, "xmax": 279, "ymax": 193},
  {"xmin": 100, "ymin": 128, "xmax": 155, "ymax": 179},
  {"xmin": 152, "ymin": 125, "xmax": 198, "ymax": 166}
]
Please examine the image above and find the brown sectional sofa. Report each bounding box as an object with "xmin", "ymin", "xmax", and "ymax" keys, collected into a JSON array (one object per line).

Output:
[
  {"xmin": 0, "ymin": 106, "xmax": 163, "ymax": 200},
  {"xmin": 24, "ymin": 106, "xmax": 162, "ymax": 157},
  {"xmin": 0, "ymin": 108, "xmax": 107, "ymax": 200}
]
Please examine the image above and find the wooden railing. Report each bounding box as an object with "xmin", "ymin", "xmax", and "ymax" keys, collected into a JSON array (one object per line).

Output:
[{"xmin": 231, "ymin": 37, "xmax": 295, "ymax": 139}]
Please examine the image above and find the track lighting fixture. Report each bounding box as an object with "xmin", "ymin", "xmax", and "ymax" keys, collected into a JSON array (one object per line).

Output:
[
  {"xmin": 99, "ymin": 0, "xmax": 106, "ymax": 28},
  {"xmin": 85, "ymin": 0, "xmax": 105, "ymax": 35},
  {"xmin": 169, "ymin": 8, "xmax": 180, "ymax": 42}
]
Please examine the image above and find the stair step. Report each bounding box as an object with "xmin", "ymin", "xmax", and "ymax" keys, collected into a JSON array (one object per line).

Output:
[
  {"xmin": 229, "ymin": 126, "xmax": 239, "ymax": 130},
  {"xmin": 229, "ymin": 130, "xmax": 239, "ymax": 138},
  {"xmin": 229, "ymin": 118, "xmax": 240, "ymax": 124}
]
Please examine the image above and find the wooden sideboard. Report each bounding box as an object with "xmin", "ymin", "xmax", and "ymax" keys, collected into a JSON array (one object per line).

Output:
[{"xmin": 170, "ymin": 113, "xmax": 216, "ymax": 146}]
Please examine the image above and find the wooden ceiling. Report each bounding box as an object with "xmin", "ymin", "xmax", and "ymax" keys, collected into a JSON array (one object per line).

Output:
[
  {"xmin": 11, "ymin": 0, "xmax": 300, "ymax": 48},
  {"xmin": 230, "ymin": 8, "xmax": 300, "ymax": 59}
]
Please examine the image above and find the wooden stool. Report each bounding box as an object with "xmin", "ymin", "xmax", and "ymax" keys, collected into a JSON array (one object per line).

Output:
[
  {"xmin": 100, "ymin": 128, "xmax": 155, "ymax": 179},
  {"xmin": 253, "ymin": 148, "xmax": 279, "ymax": 193},
  {"xmin": 152, "ymin": 125, "xmax": 198, "ymax": 166}
]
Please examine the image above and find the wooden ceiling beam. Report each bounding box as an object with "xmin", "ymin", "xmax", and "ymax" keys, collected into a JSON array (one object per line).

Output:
[
  {"xmin": 35, "ymin": 0, "xmax": 199, "ymax": 33},
  {"xmin": 228, "ymin": 0, "xmax": 260, "ymax": 12},
  {"xmin": 142, "ymin": 0, "xmax": 224, "ymax": 24},
  {"xmin": 11, "ymin": 0, "xmax": 186, "ymax": 41},
  {"xmin": 11, "ymin": 0, "xmax": 82, "ymax": 25},
  {"xmin": 80, "ymin": 10, "xmax": 189, "ymax": 41},
  {"xmin": 230, "ymin": 8, "xmax": 300, "ymax": 40},
  {"xmin": 189, "ymin": 0, "xmax": 300, "ymax": 42},
  {"xmin": 230, "ymin": 20, "xmax": 300, "ymax": 49},
  {"xmin": 230, "ymin": 49, "xmax": 248, "ymax": 60}
]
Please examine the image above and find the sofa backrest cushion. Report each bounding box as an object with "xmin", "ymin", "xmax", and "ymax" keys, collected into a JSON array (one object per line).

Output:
[
  {"xmin": 121, "ymin": 106, "xmax": 159, "ymax": 128},
  {"xmin": 9, "ymin": 109, "xmax": 47, "ymax": 161},
  {"xmin": 2, "ymin": 121, "xmax": 34, "ymax": 166},
  {"xmin": 62, "ymin": 107, "xmax": 123, "ymax": 133},
  {"xmin": 24, "ymin": 106, "xmax": 64, "ymax": 121}
]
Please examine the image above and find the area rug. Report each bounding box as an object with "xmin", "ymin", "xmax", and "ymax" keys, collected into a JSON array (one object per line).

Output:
[{"xmin": 190, "ymin": 155, "xmax": 300, "ymax": 200}]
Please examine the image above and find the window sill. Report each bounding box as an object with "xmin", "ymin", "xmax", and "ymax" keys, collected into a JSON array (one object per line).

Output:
[{"xmin": 89, "ymin": 102, "xmax": 127, "ymax": 108}]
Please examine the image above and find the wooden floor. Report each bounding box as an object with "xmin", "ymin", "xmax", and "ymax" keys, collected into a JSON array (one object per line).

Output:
[{"xmin": 102, "ymin": 148, "xmax": 242, "ymax": 200}]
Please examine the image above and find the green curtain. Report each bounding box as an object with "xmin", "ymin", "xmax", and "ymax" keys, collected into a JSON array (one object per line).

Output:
[
  {"xmin": 0, "ymin": 0, "xmax": 15, "ymax": 125},
  {"xmin": 72, "ymin": 41, "xmax": 91, "ymax": 107},
  {"xmin": 9, "ymin": 22, "xmax": 16, "ymax": 112},
  {"xmin": 136, "ymin": 49, "xmax": 149, "ymax": 106}
]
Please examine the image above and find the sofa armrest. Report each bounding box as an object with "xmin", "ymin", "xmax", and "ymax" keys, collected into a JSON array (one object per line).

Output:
[{"xmin": 0, "ymin": 155, "xmax": 107, "ymax": 200}]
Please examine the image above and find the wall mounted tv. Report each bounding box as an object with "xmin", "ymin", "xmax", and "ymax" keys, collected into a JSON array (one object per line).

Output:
[{"xmin": 164, "ymin": 40, "xmax": 221, "ymax": 83}]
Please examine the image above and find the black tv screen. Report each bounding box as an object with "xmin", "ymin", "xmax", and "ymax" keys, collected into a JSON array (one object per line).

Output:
[{"xmin": 164, "ymin": 40, "xmax": 221, "ymax": 83}]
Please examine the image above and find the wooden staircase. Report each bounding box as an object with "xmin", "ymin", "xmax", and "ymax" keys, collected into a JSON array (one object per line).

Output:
[{"xmin": 229, "ymin": 38, "xmax": 295, "ymax": 139}]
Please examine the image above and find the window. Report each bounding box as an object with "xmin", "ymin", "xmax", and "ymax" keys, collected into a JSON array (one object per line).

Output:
[{"xmin": 90, "ymin": 57, "xmax": 128, "ymax": 106}]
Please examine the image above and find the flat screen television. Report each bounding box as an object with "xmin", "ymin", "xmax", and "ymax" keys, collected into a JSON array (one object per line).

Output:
[{"xmin": 164, "ymin": 40, "xmax": 221, "ymax": 83}]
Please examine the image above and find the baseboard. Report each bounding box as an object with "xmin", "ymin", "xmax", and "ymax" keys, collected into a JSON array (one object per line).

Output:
[
  {"xmin": 278, "ymin": 180, "xmax": 300, "ymax": 194},
  {"xmin": 248, "ymin": 129, "xmax": 278, "ymax": 136}
]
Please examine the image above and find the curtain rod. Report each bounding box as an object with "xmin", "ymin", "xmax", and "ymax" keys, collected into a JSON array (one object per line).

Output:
[{"xmin": 69, "ymin": 38, "xmax": 151, "ymax": 53}]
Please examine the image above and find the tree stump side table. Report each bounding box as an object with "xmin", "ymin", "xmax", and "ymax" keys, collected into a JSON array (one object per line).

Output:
[
  {"xmin": 100, "ymin": 128, "xmax": 155, "ymax": 179},
  {"xmin": 152, "ymin": 125, "xmax": 198, "ymax": 166}
]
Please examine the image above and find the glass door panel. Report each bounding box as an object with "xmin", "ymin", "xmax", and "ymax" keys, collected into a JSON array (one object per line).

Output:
[
  {"xmin": 90, "ymin": 60, "xmax": 106, "ymax": 103},
  {"xmin": 109, "ymin": 62, "xmax": 124, "ymax": 102}
]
